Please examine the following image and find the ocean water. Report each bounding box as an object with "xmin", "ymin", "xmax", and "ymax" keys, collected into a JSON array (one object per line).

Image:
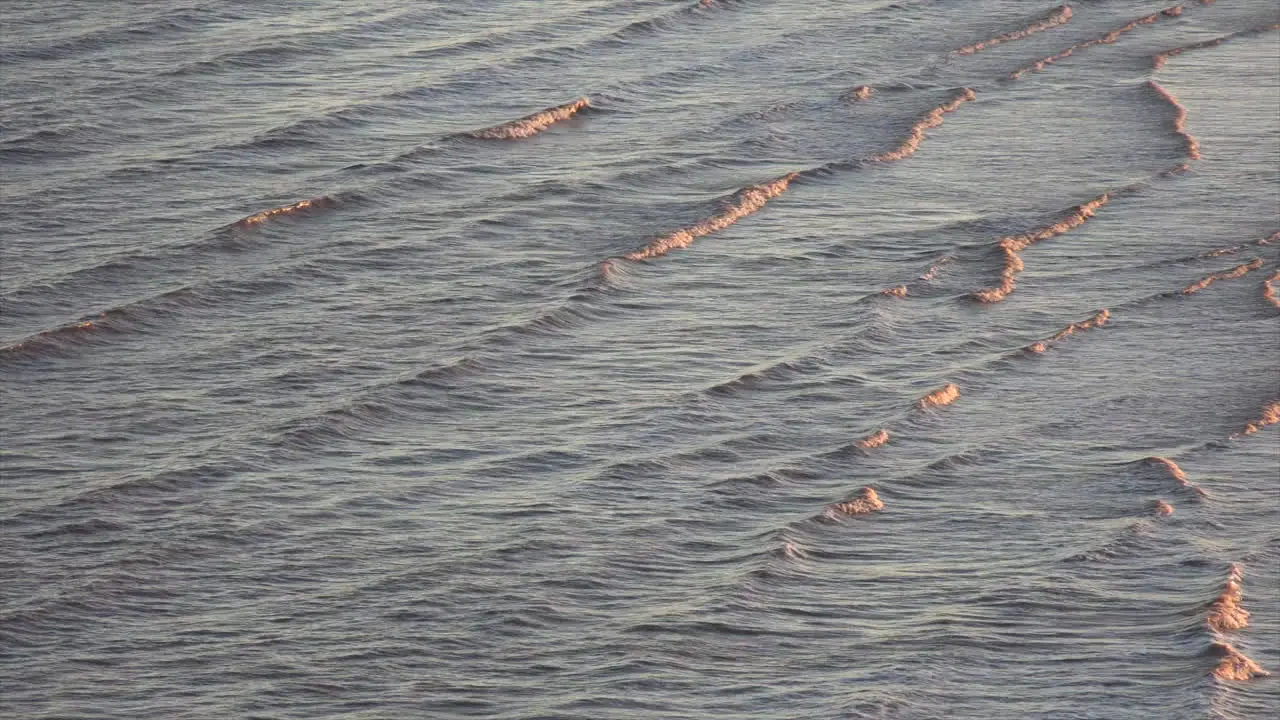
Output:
[{"xmin": 2, "ymin": 1, "xmax": 1278, "ymax": 717}]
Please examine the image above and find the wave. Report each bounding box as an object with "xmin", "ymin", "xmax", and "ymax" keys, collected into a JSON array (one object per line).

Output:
[
  {"xmin": 825, "ymin": 487, "xmax": 884, "ymax": 519},
  {"xmin": 466, "ymin": 97, "xmax": 592, "ymax": 140},
  {"xmin": 954, "ymin": 4, "xmax": 1073, "ymax": 56},
  {"xmin": 620, "ymin": 172, "xmax": 799, "ymax": 262},
  {"xmin": 1142, "ymin": 455, "xmax": 1209, "ymax": 497},
  {"xmin": 1263, "ymin": 270, "xmax": 1280, "ymax": 310},
  {"xmin": 868, "ymin": 88, "xmax": 976, "ymax": 162},
  {"xmin": 1182, "ymin": 258, "xmax": 1265, "ymax": 295},
  {"xmin": 1147, "ymin": 81, "xmax": 1201, "ymax": 161},
  {"xmin": 1025, "ymin": 309, "xmax": 1109, "ymax": 354},
  {"xmin": 1010, "ymin": 6, "xmax": 1183, "ymax": 79},
  {"xmin": 1239, "ymin": 399, "xmax": 1280, "ymax": 436},
  {"xmin": 231, "ymin": 195, "xmax": 337, "ymax": 229},
  {"xmin": 917, "ymin": 383, "xmax": 960, "ymax": 409},
  {"xmin": 881, "ymin": 285, "xmax": 908, "ymax": 297},
  {"xmin": 1212, "ymin": 642, "xmax": 1271, "ymax": 682},
  {"xmin": 1153, "ymin": 23, "xmax": 1280, "ymax": 69},
  {"xmin": 972, "ymin": 193, "xmax": 1110, "ymax": 303},
  {"xmin": 1153, "ymin": 500, "xmax": 1175, "ymax": 516},
  {"xmin": 846, "ymin": 85, "xmax": 874, "ymax": 102},
  {"xmin": 856, "ymin": 429, "xmax": 891, "ymax": 450},
  {"xmin": 1206, "ymin": 564, "xmax": 1249, "ymax": 633}
]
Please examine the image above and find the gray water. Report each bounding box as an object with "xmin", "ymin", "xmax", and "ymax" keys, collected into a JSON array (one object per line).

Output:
[{"xmin": 2, "ymin": 1, "xmax": 1278, "ymax": 718}]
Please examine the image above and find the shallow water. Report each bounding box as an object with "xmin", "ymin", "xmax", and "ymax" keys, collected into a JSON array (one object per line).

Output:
[{"xmin": 2, "ymin": 1, "xmax": 1278, "ymax": 718}]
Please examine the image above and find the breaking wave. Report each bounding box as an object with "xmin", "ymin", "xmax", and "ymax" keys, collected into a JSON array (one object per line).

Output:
[
  {"xmin": 1181, "ymin": 258, "xmax": 1264, "ymax": 295},
  {"xmin": 868, "ymin": 88, "xmax": 976, "ymax": 163},
  {"xmin": 972, "ymin": 194, "xmax": 1110, "ymax": 303},
  {"xmin": 1239, "ymin": 399, "xmax": 1280, "ymax": 436},
  {"xmin": 954, "ymin": 5, "xmax": 1073, "ymax": 56},
  {"xmin": 1147, "ymin": 81, "xmax": 1201, "ymax": 161},
  {"xmin": 1011, "ymin": 6, "xmax": 1182, "ymax": 79},
  {"xmin": 467, "ymin": 97, "xmax": 591, "ymax": 140},
  {"xmin": 1025, "ymin": 309, "xmax": 1109, "ymax": 354},
  {"xmin": 917, "ymin": 383, "xmax": 960, "ymax": 409},
  {"xmin": 1153, "ymin": 23, "xmax": 1280, "ymax": 69},
  {"xmin": 1206, "ymin": 564, "xmax": 1250, "ymax": 633},
  {"xmin": 1263, "ymin": 270, "xmax": 1280, "ymax": 310},
  {"xmin": 856, "ymin": 429, "xmax": 891, "ymax": 450},
  {"xmin": 621, "ymin": 172, "xmax": 799, "ymax": 262},
  {"xmin": 825, "ymin": 487, "xmax": 884, "ymax": 519},
  {"xmin": 232, "ymin": 195, "xmax": 337, "ymax": 229}
]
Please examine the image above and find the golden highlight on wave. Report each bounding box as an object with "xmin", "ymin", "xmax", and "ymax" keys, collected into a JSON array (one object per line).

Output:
[
  {"xmin": 468, "ymin": 97, "xmax": 590, "ymax": 140},
  {"xmin": 1206, "ymin": 564, "xmax": 1250, "ymax": 633},
  {"xmin": 869, "ymin": 89, "xmax": 975, "ymax": 163},
  {"xmin": 1147, "ymin": 455, "xmax": 1189, "ymax": 484},
  {"xmin": 827, "ymin": 487, "xmax": 884, "ymax": 518},
  {"xmin": 1182, "ymin": 258, "xmax": 1264, "ymax": 295},
  {"xmin": 917, "ymin": 383, "xmax": 960, "ymax": 409},
  {"xmin": 1213, "ymin": 642, "xmax": 1271, "ymax": 682},
  {"xmin": 1011, "ymin": 6, "xmax": 1182, "ymax": 79},
  {"xmin": 954, "ymin": 4, "xmax": 1073, "ymax": 56},
  {"xmin": 1240, "ymin": 399, "xmax": 1280, "ymax": 436},
  {"xmin": 972, "ymin": 194, "xmax": 1110, "ymax": 303},
  {"xmin": 233, "ymin": 196, "xmax": 336, "ymax": 229},
  {"xmin": 621, "ymin": 172, "xmax": 799, "ymax": 262},
  {"xmin": 856, "ymin": 429, "xmax": 891, "ymax": 450},
  {"xmin": 1147, "ymin": 81, "xmax": 1201, "ymax": 160},
  {"xmin": 1263, "ymin": 270, "xmax": 1280, "ymax": 310},
  {"xmin": 1026, "ymin": 309, "xmax": 1109, "ymax": 353},
  {"xmin": 1153, "ymin": 24, "xmax": 1280, "ymax": 69},
  {"xmin": 1153, "ymin": 500, "xmax": 1174, "ymax": 517},
  {"xmin": 846, "ymin": 85, "xmax": 874, "ymax": 102}
]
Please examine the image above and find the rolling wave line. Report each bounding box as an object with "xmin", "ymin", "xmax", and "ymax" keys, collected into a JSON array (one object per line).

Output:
[
  {"xmin": 868, "ymin": 88, "xmax": 976, "ymax": 162},
  {"xmin": 466, "ymin": 97, "xmax": 592, "ymax": 140},
  {"xmin": 1147, "ymin": 81, "xmax": 1201, "ymax": 160},
  {"xmin": 232, "ymin": 195, "xmax": 337, "ymax": 229},
  {"xmin": 1010, "ymin": 6, "xmax": 1183, "ymax": 79},
  {"xmin": 620, "ymin": 172, "xmax": 800, "ymax": 262},
  {"xmin": 1152, "ymin": 24, "xmax": 1280, "ymax": 69},
  {"xmin": 972, "ymin": 193, "xmax": 1110, "ymax": 303},
  {"xmin": 953, "ymin": 4, "xmax": 1073, "ymax": 56},
  {"xmin": 1263, "ymin": 271, "xmax": 1280, "ymax": 310},
  {"xmin": 1181, "ymin": 258, "xmax": 1264, "ymax": 295},
  {"xmin": 1025, "ymin": 309, "xmax": 1109, "ymax": 354}
]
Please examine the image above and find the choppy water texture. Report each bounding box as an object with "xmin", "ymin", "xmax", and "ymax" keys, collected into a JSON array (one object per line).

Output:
[{"xmin": 3, "ymin": 1, "xmax": 1279, "ymax": 718}]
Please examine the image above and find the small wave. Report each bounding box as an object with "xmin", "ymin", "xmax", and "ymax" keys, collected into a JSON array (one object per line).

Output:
[
  {"xmin": 856, "ymin": 429, "xmax": 891, "ymax": 450},
  {"xmin": 232, "ymin": 196, "xmax": 337, "ymax": 229},
  {"xmin": 919, "ymin": 257, "xmax": 953, "ymax": 281},
  {"xmin": 973, "ymin": 193, "xmax": 1110, "ymax": 303},
  {"xmin": 1153, "ymin": 500, "xmax": 1175, "ymax": 516},
  {"xmin": 467, "ymin": 97, "xmax": 591, "ymax": 140},
  {"xmin": 954, "ymin": 4, "xmax": 1073, "ymax": 56},
  {"xmin": 917, "ymin": 383, "xmax": 960, "ymax": 409},
  {"xmin": 1262, "ymin": 270, "xmax": 1280, "ymax": 310},
  {"xmin": 846, "ymin": 85, "xmax": 874, "ymax": 102},
  {"xmin": 1206, "ymin": 564, "xmax": 1250, "ymax": 633},
  {"xmin": 825, "ymin": 487, "xmax": 884, "ymax": 519},
  {"xmin": 1025, "ymin": 309, "xmax": 1109, "ymax": 353},
  {"xmin": 1211, "ymin": 642, "xmax": 1270, "ymax": 682},
  {"xmin": 1010, "ymin": 6, "xmax": 1181, "ymax": 79},
  {"xmin": 621, "ymin": 172, "xmax": 799, "ymax": 262},
  {"xmin": 868, "ymin": 88, "xmax": 976, "ymax": 163},
  {"xmin": 1147, "ymin": 81, "xmax": 1201, "ymax": 161},
  {"xmin": 1153, "ymin": 23, "xmax": 1280, "ymax": 69},
  {"xmin": 1182, "ymin": 258, "xmax": 1265, "ymax": 295},
  {"xmin": 881, "ymin": 285, "xmax": 908, "ymax": 297},
  {"xmin": 1146, "ymin": 456, "xmax": 1189, "ymax": 484},
  {"xmin": 1239, "ymin": 399, "xmax": 1280, "ymax": 436}
]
